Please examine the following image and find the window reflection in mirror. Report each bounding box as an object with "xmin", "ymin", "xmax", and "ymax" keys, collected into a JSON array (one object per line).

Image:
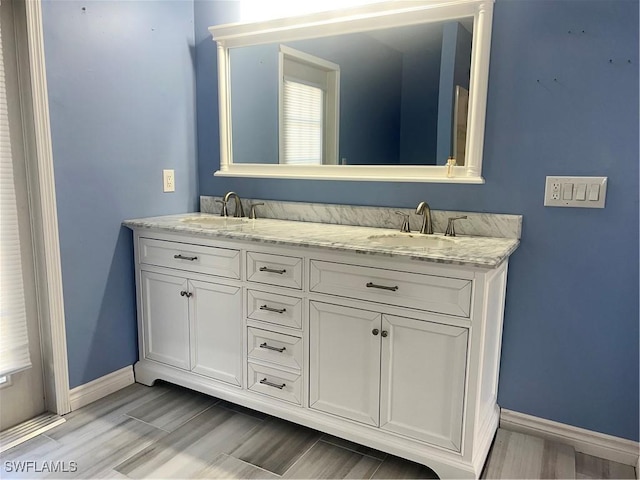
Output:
[
  {"xmin": 229, "ymin": 18, "xmax": 472, "ymax": 167},
  {"xmin": 280, "ymin": 46, "xmax": 339, "ymax": 165}
]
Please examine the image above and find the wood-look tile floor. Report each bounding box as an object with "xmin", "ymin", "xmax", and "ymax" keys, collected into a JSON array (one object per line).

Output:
[{"xmin": 0, "ymin": 382, "xmax": 636, "ymax": 480}]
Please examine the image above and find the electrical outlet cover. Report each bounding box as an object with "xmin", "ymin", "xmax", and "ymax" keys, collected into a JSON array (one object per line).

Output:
[{"xmin": 163, "ymin": 169, "xmax": 175, "ymax": 193}]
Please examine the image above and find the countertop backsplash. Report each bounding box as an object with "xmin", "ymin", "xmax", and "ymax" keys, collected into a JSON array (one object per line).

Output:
[{"xmin": 201, "ymin": 196, "xmax": 522, "ymax": 240}]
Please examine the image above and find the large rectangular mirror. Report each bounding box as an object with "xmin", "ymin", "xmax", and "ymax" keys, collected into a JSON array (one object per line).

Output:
[{"xmin": 210, "ymin": 0, "xmax": 494, "ymax": 183}]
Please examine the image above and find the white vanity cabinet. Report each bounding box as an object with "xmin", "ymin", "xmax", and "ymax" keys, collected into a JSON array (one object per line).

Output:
[
  {"xmin": 309, "ymin": 302, "xmax": 382, "ymax": 427},
  {"xmin": 137, "ymin": 237, "xmax": 243, "ymax": 387},
  {"xmin": 244, "ymin": 251, "xmax": 305, "ymax": 405},
  {"xmin": 379, "ymin": 314, "xmax": 467, "ymax": 451},
  {"xmin": 140, "ymin": 270, "xmax": 191, "ymax": 370},
  {"xmin": 189, "ymin": 279, "xmax": 242, "ymax": 386},
  {"xmin": 309, "ymin": 294, "xmax": 468, "ymax": 452},
  {"xmin": 129, "ymin": 226, "xmax": 513, "ymax": 480}
]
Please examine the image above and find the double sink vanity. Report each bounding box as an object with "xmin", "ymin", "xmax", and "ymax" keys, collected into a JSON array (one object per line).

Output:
[
  {"xmin": 124, "ymin": 197, "xmax": 520, "ymax": 479},
  {"xmin": 124, "ymin": 1, "xmax": 517, "ymax": 476}
]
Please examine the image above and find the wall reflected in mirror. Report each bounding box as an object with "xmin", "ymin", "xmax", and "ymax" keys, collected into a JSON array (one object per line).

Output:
[
  {"xmin": 453, "ymin": 85, "xmax": 469, "ymax": 166},
  {"xmin": 229, "ymin": 18, "xmax": 473, "ymax": 167}
]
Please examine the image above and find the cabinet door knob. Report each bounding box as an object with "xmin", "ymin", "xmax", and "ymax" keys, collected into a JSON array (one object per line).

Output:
[
  {"xmin": 180, "ymin": 291, "xmax": 192, "ymax": 298},
  {"xmin": 372, "ymin": 329, "xmax": 379, "ymax": 336},
  {"xmin": 381, "ymin": 330, "xmax": 388, "ymax": 338}
]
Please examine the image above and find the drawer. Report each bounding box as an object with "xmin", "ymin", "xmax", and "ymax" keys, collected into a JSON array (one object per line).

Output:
[
  {"xmin": 247, "ymin": 252, "xmax": 302, "ymax": 289},
  {"xmin": 248, "ymin": 327, "xmax": 303, "ymax": 371},
  {"xmin": 247, "ymin": 290, "xmax": 302, "ymax": 329},
  {"xmin": 309, "ymin": 260, "xmax": 472, "ymax": 317},
  {"xmin": 248, "ymin": 362, "xmax": 302, "ymax": 405},
  {"xmin": 140, "ymin": 238, "xmax": 240, "ymax": 279}
]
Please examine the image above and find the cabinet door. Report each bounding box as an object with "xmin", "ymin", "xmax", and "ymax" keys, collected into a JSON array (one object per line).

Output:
[
  {"xmin": 189, "ymin": 279, "xmax": 242, "ymax": 387},
  {"xmin": 140, "ymin": 270, "xmax": 191, "ymax": 370},
  {"xmin": 380, "ymin": 314, "xmax": 468, "ymax": 451},
  {"xmin": 309, "ymin": 302, "xmax": 381, "ymax": 426}
]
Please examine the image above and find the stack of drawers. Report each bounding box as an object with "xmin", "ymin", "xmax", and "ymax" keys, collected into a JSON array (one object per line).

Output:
[{"xmin": 245, "ymin": 251, "xmax": 304, "ymax": 405}]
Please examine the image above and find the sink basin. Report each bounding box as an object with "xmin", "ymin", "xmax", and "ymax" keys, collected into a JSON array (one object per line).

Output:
[
  {"xmin": 180, "ymin": 216, "xmax": 249, "ymax": 226},
  {"xmin": 367, "ymin": 233, "xmax": 457, "ymax": 248}
]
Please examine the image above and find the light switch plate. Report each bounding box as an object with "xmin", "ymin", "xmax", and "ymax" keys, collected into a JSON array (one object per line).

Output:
[{"xmin": 544, "ymin": 176, "xmax": 607, "ymax": 208}]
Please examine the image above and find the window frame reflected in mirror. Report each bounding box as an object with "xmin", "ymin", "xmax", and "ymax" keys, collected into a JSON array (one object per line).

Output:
[{"xmin": 210, "ymin": 0, "xmax": 494, "ymax": 184}]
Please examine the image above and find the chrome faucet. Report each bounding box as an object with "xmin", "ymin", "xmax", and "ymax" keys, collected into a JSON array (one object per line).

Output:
[
  {"xmin": 444, "ymin": 215, "xmax": 467, "ymax": 237},
  {"xmin": 415, "ymin": 202, "xmax": 433, "ymax": 234},
  {"xmin": 223, "ymin": 191, "xmax": 245, "ymax": 217}
]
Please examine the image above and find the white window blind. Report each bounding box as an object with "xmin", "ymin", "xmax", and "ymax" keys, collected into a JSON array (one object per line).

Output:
[
  {"xmin": 0, "ymin": 16, "xmax": 31, "ymax": 377},
  {"xmin": 282, "ymin": 80, "xmax": 323, "ymax": 165}
]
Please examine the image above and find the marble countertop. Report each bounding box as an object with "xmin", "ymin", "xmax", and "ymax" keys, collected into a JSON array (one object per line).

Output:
[{"xmin": 123, "ymin": 213, "xmax": 519, "ymax": 268}]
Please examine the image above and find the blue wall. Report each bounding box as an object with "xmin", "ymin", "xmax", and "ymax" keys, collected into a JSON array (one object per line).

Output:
[
  {"xmin": 230, "ymin": 44, "xmax": 280, "ymax": 164},
  {"xmin": 399, "ymin": 40, "xmax": 441, "ymax": 165},
  {"xmin": 42, "ymin": 0, "xmax": 198, "ymax": 388},
  {"xmin": 196, "ymin": 0, "xmax": 639, "ymax": 441},
  {"xmin": 292, "ymin": 34, "xmax": 403, "ymax": 166}
]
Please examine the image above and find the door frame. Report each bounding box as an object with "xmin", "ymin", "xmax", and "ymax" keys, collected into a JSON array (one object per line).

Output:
[{"xmin": 11, "ymin": 0, "xmax": 70, "ymax": 415}]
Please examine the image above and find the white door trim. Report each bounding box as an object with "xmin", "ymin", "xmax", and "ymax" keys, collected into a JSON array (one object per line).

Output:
[{"xmin": 15, "ymin": 0, "xmax": 70, "ymax": 415}]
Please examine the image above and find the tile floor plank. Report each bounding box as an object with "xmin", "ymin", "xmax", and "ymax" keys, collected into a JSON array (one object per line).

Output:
[
  {"xmin": 320, "ymin": 434, "xmax": 387, "ymax": 461},
  {"xmin": 371, "ymin": 454, "xmax": 439, "ymax": 479},
  {"xmin": 90, "ymin": 469, "xmax": 130, "ymax": 479},
  {"xmin": 540, "ymin": 441, "xmax": 576, "ymax": 479},
  {"xmin": 283, "ymin": 439, "xmax": 381, "ymax": 479},
  {"xmin": 194, "ymin": 453, "xmax": 278, "ymax": 479},
  {"xmin": 0, "ymin": 434, "xmax": 60, "ymax": 462},
  {"xmin": 215, "ymin": 399, "xmax": 270, "ymax": 420},
  {"xmin": 114, "ymin": 404, "xmax": 262, "ymax": 479},
  {"xmin": 46, "ymin": 383, "xmax": 171, "ymax": 443},
  {"xmin": 2, "ymin": 416, "xmax": 167, "ymax": 479},
  {"xmin": 126, "ymin": 384, "xmax": 217, "ymax": 432},
  {"xmin": 229, "ymin": 417, "xmax": 322, "ymax": 476},
  {"xmin": 482, "ymin": 429, "xmax": 544, "ymax": 479},
  {"xmin": 575, "ymin": 452, "xmax": 636, "ymax": 479}
]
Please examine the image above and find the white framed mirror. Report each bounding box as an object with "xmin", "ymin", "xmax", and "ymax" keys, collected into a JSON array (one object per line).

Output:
[{"xmin": 209, "ymin": 0, "xmax": 494, "ymax": 183}]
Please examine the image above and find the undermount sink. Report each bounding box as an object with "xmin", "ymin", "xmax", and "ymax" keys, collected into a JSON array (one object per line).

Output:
[
  {"xmin": 367, "ymin": 233, "xmax": 457, "ymax": 248},
  {"xmin": 180, "ymin": 216, "xmax": 249, "ymax": 226}
]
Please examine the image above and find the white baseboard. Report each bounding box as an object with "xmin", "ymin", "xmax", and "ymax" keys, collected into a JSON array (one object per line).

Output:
[
  {"xmin": 69, "ymin": 366, "xmax": 134, "ymax": 411},
  {"xmin": 500, "ymin": 408, "xmax": 639, "ymax": 467}
]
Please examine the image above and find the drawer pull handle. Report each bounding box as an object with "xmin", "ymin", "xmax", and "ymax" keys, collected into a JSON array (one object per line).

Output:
[
  {"xmin": 259, "ymin": 266, "xmax": 286, "ymax": 274},
  {"xmin": 259, "ymin": 305, "xmax": 287, "ymax": 314},
  {"xmin": 260, "ymin": 378, "xmax": 286, "ymax": 389},
  {"xmin": 259, "ymin": 342, "xmax": 286, "ymax": 353},
  {"xmin": 180, "ymin": 291, "xmax": 192, "ymax": 298},
  {"xmin": 174, "ymin": 254, "xmax": 198, "ymax": 261},
  {"xmin": 366, "ymin": 282, "xmax": 399, "ymax": 292}
]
